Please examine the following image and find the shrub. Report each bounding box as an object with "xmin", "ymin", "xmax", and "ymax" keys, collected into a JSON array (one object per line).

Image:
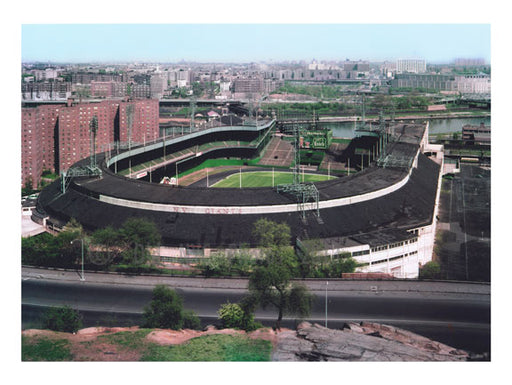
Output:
[
  {"xmin": 182, "ymin": 310, "xmax": 202, "ymax": 330},
  {"xmin": 142, "ymin": 285, "xmax": 184, "ymax": 329},
  {"xmin": 43, "ymin": 306, "xmax": 82, "ymax": 333},
  {"xmin": 218, "ymin": 302, "xmax": 260, "ymax": 331},
  {"xmin": 142, "ymin": 285, "xmax": 201, "ymax": 330},
  {"xmin": 218, "ymin": 302, "xmax": 245, "ymax": 329},
  {"xmin": 420, "ymin": 261, "xmax": 442, "ymax": 280}
]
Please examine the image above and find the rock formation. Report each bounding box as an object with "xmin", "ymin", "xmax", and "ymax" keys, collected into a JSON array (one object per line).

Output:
[{"xmin": 272, "ymin": 322, "xmax": 469, "ymax": 361}]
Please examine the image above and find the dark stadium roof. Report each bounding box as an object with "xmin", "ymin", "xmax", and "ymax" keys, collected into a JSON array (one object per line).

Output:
[
  {"xmin": 36, "ymin": 153, "xmax": 439, "ymax": 248},
  {"xmin": 35, "ymin": 122, "xmax": 440, "ymax": 248}
]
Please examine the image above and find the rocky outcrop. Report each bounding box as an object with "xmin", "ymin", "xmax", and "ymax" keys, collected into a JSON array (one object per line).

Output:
[{"xmin": 272, "ymin": 322, "xmax": 469, "ymax": 361}]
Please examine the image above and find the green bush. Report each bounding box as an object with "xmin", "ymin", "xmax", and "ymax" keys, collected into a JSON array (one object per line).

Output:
[
  {"xmin": 43, "ymin": 306, "xmax": 82, "ymax": 333},
  {"xmin": 142, "ymin": 285, "xmax": 201, "ymax": 330},
  {"xmin": 182, "ymin": 310, "xmax": 202, "ymax": 330},
  {"xmin": 22, "ymin": 231, "xmax": 82, "ymax": 269},
  {"xmin": 218, "ymin": 302, "xmax": 245, "ymax": 329},
  {"xmin": 218, "ymin": 301, "xmax": 261, "ymax": 331},
  {"xmin": 420, "ymin": 261, "xmax": 441, "ymax": 280},
  {"xmin": 143, "ymin": 285, "xmax": 184, "ymax": 329}
]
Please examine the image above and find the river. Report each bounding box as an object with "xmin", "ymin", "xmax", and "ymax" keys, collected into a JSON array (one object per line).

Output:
[{"xmin": 327, "ymin": 116, "xmax": 491, "ymax": 139}]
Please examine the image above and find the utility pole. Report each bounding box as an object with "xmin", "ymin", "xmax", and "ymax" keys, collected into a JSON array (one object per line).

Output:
[
  {"xmin": 325, "ymin": 281, "xmax": 328, "ymax": 328},
  {"xmin": 71, "ymin": 239, "xmax": 85, "ymax": 281}
]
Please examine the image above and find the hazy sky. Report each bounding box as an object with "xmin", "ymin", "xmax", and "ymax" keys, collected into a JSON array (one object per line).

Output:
[{"xmin": 21, "ymin": 24, "xmax": 490, "ymax": 64}]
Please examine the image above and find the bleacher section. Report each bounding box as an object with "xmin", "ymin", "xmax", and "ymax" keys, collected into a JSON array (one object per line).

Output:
[
  {"xmin": 319, "ymin": 143, "xmax": 348, "ymax": 172},
  {"xmin": 257, "ymin": 137, "xmax": 294, "ymax": 167}
]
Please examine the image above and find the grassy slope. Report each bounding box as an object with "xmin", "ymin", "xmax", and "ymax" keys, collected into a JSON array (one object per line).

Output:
[
  {"xmin": 22, "ymin": 336, "xmax": 73, "ymax": 361},
  {"xmin": 143, "ymin": 334, "xmax": 272, "ymax": 361},
  {"xmin": 22, "ymin": 330, "xmax": 273, "ymax": 362}
]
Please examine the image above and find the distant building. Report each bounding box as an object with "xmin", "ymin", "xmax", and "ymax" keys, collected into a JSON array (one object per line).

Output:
[
  {"xmin": 454, "ymin": 74, "xmax": 491, "ymax": 94},
  {"xmin": 30, "ymin": 68, "xmax": 61, "ymax": 82},
  {"xmin": 454, "ymin": 58, "xmax": 486, "ymax": 67},
  {"xmin": 70, "ymin": 72, "xmax": 126, "ymax": 84},
  {"xmin": 150, "ymin": 74, "xmax": 167, "ymax": 99},
  {"xmin": 391, "ymin": 73, "xmax": 491, "ymax": 94},
  {"xmin": 232, "ymin": 77, "xmax": 265, "ymax": 97},
  {"xmin": 90, "ymin": 81, "xmax": 128, "ymax": 98},
  {"xmin": 268, "ymin": 60, "xmax": 369, "ymax": 82},
  {"xmin": 130, "ymin": 83, "xmax": 151, "ymax": 99},
  {"xmin": 22, "ymin": 82, "xmax": 72, "ymax": 101},
  {"xmin": 396, "ymin": 59, "xmax": 426, "ymax": 74}
]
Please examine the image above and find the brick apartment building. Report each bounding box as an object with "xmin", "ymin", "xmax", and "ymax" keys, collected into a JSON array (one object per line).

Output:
[
  {"xmin": 21, "ymin": 98, "xmax": 159, "ymax": 188},
  {"xmin": 90, "ymin": 81, "xmax": 128, "ymax": 98}
]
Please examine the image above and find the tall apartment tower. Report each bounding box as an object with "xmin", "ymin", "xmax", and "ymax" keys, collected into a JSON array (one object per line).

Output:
[
  {"xmin": 396, "ymin": 59, "xmax": 426, "ymax": 74},
  {"xmin": 55, "ymin": 101, "xmax": 117, "ymax": 172},
  {"xmin": 21, "ymin": 99, "xmax": 160, "ymax": 188},
  {"xmin": 118, "ymin": 99, "xmax": 160, "ymax": 144},
  {"xmin": 21, "ymin": 105, "xmax": 59, "ymax": 187}
]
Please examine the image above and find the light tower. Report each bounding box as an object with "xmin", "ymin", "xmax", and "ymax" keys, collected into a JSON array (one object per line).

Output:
[
  {"xmin": 189, "ymin": 96, "xmax": 197, "ymax": 132},
  {"xmin": 61, "ymin": 114, "xmax": 102, "ymax": 194},
  {"xmin": 89, "ymin": 115, "xmax": 98, "ymax": 169},
  {"xmin": 276, "ymin": 122, "xmax": 321, "ymax": 222}
]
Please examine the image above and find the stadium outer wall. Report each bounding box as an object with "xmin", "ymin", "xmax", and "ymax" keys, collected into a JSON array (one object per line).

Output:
[{"xmin": 34, "ymin": 120, "xmax": 444, "ymax": 278}]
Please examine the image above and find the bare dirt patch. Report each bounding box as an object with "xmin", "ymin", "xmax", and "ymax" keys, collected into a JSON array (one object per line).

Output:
[{"xmin": 146, "ymin": 326, "xmax": 286, "ymax": 347}]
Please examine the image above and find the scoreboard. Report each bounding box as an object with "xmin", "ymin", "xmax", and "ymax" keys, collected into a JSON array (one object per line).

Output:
[{"xmin": 299, "ymin": 129, "xmax": 333, "ymax": 150}]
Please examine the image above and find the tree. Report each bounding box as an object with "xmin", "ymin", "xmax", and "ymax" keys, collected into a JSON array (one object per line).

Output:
[
  {"xmin": 43, "ymin": 306, "xmax": 82, "ymax": 333},
  {"xmin": 89, "ymin": 226, "xmax": 122, "ymax": 267},
  {"xmin": 22, "ymin": 230, "xmax": 83, "ymax": 268},
  {"xmin": 246, "ymin": 249, "xmax": 312, "ymax": 329},
  {"xmin": 119, "ymin": 218, "xmax": 161, "ymax": 266},
  {"xmin": 296, "ymin": 238, "xmax": 323, "ymax": 278},
  {"xmin": 142, "ymin": 285, "xmax": 201, "ymax": 330},
  {"xmin": 247, "ymin": 219, "xmax": 315, "ymax": 329},
  {"xmin": 22, "ymin": 177, "xmax": 35, "ymax": 196},
  {"xmin": 316, "ymin": 254, "xmax": 358, "ymax": 278},
  {"xmin": 252, "ymin": 218, "xmax": 291, "ymax": 248},
  {"xmin": 63, "ymin": 218, "xmax": 84, "ymax": 234}
]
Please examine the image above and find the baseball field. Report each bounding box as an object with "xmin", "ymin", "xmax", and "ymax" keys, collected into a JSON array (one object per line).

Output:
[{"xmin": 210, "ymin": 170, "xmax": 335, "ymax": 188}]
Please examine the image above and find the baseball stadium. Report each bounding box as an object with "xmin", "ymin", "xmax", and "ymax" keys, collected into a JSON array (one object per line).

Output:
[{"xmin": 33, "ymin": 113, "xmax": 444, "ymax": 278}]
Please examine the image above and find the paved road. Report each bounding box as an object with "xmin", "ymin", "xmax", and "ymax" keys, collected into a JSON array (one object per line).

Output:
[{"xmin": 21, "ymin": 267, "xmax": 490, "ymax": 354}]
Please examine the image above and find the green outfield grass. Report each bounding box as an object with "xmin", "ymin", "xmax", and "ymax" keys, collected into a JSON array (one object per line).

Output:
[{"xmin": 211, "ymin": 171, "xmax": 335, "ymax": 188}]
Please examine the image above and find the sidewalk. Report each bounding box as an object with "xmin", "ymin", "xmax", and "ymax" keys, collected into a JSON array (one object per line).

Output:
[
  {"xmin": 22, "ymin": 266, "xmax": 490, "ymax": 297},
  {"xmin": 21, "ymin": 214, "xmax": 46, "ymax": 238}
]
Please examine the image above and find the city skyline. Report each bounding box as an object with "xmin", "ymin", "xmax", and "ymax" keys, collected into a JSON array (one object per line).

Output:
[{"xmin": 22, "ymin": 24, "xmax": 490, "ymax": 64}]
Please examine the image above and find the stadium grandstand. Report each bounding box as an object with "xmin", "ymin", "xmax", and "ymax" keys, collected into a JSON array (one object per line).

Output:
[{"xmin": 33, "ymin": 116, "xmax": 444, "ymax": 278}]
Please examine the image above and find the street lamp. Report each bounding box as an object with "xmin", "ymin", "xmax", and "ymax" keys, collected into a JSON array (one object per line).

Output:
[
  {"xmin": 71, "ymin": 239, "xmax": 85, "ymax": 281},
  {"xmin": 325, "ymin": 281, "xmax": 328, "ymax": 328}
]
